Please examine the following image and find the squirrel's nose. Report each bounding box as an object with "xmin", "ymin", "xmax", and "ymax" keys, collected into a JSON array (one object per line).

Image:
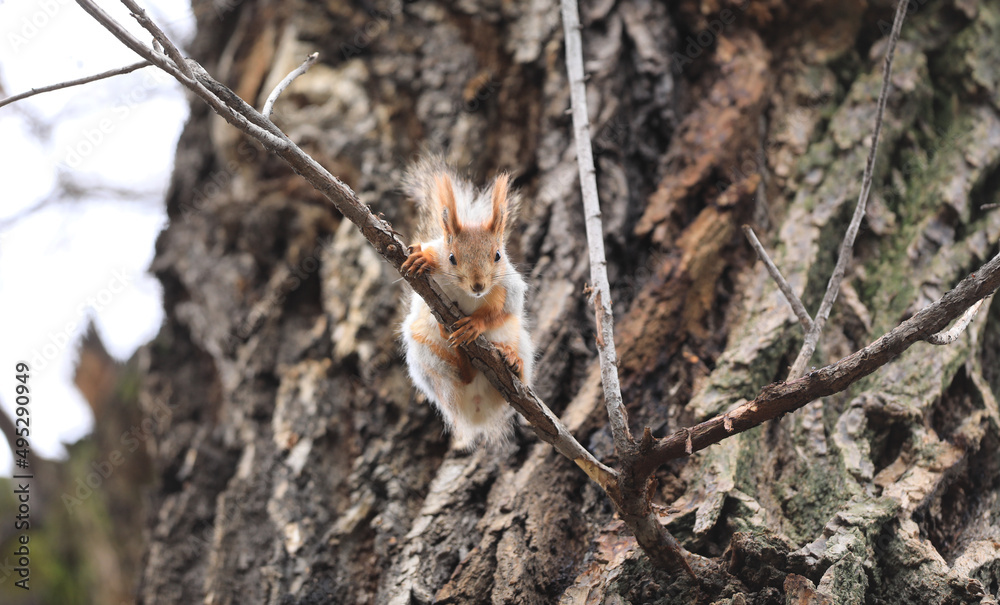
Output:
[{"xmin": 471, "ymin": 282, "xmax": 485, "ymax": 293}]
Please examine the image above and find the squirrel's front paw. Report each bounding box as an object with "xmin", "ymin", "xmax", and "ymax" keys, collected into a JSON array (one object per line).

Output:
[
  {"xmin": 495, "ymin": 343, "xmax": 524, "ymax": 379},
  {"xmin": 449, "ymin": 316, "xmax": 485, "ymax": 346},
  {"xmin": 401, "ymin": 243, "xmax": 437, "ymax": 276}
]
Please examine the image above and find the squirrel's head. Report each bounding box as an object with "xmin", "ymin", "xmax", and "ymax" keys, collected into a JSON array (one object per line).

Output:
[{"xmin": 437, "ymin": 173, "xmax": 510, "ymax": 299}]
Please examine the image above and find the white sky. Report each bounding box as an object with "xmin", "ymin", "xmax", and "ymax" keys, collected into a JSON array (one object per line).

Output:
[{"xmin": 0, "ymin": 0, "xmax": 195, "ymax": 475}]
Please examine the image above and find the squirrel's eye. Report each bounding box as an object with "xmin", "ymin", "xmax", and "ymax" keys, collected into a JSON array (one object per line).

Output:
[
  {"xmin": 494, "ymin": 251, "xmax": 501, "ymax": 262},
  {"xmin": 449, "ymin": 253, "xmax": 457, "ymax": 265}
]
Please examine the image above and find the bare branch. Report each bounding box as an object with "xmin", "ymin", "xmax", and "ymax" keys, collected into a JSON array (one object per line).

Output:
[
  {"xmin": 925, "ymin": 297, "xmax": 987, "ymax": 345},
  {"xmin": 74, "ymin": 0, "xmax": 617, "ymax": 494},
  {"xmin": 76, "ymin": 0, "xmax": 194, "ymax": 85},
  {"xmin": 560, "ymin": 0, "xmax": 632, "ymax": 455},
  {"xmin": 120, "ymin": 0, "xmax": 194, "ymax": 79},
  {"xmin": 0, "ymin": 61, "xmax": 151, "ymax": 110},
  {"xmin": 788, "ymin": 0, "xmax": 907, "ymax": 379},
  {"xmin": 76, "ymin": 0, "xmax": 287, "ymax": 151},
  {"xmin": 263, "ymin": 52, "xmax": 319, "ymax": 118},
  {"xmin": 633, "ymin": 248, "xmax": 1000, "ymax": 479},
  {"xmin": 742, "ymin": 225, "xmax": 814, "ymax": 331},
  {"xmin": 561, "ymin": 0, "xmax": 695, "ymax": 577}
]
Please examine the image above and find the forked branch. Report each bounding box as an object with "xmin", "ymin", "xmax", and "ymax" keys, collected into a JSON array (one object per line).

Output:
[
  {"xmin": 561, "ymin": 0, "xmax": 692, "ymax": 576},
  {"xmin": 632, "ymin": 248, "xmax": 1000, "ymax": 479}
]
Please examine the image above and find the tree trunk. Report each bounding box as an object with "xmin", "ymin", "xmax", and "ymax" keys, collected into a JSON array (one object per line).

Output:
[{"xmin": 138, "ymin": 0, "xmax": 1000, "ymax": 602}]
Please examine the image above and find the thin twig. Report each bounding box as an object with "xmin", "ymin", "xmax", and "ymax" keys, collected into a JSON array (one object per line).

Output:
[
  {"xmin": 788, "ymin": 0, "xmax": 908, "ymax": 379},
  {"xmin": 925, "ymin": 297, "xmax": 987, "ymax": 344},
  {"xmin": 120, "ymin": 0, "xmax": 194, "ymax": 79},
  {"xmin": 742, "ymin": 225, "xmax": 814, "ymax": 331},
  {"xmin": 0, "ymin": 61, "xmax": 150, "ymax": 110},
  {"xmin": 263, "ymin": 52, "xmax": 319, "ymax": 117},
  {"xmin": 560, "ymin": 0, "xmax": 632, "ymax": 456},
  {"xmin": 632, "ymin": 247, "xmax": 1000, "ymax": 479}
]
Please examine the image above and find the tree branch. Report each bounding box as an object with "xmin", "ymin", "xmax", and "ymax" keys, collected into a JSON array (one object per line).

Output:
[
  {"xmin": 0, "ymin": 61, "xmax": 151, "ymax": 110},
  {"xmin": 633, "ymin": 247, "xmax": 1000, "ymax": 479},
  {"xmin": 120, "ymin": 0, "xmax": 194, "ymax": 79},
  {"xmin": 560, "ymin": 0, "xmax": 631, "ymax": 457},
  {"xmin": 742, "ymin": 225, "xmax": 814, "ymax": 331},
  {"xmin": 75, "ymin": 0, "xmax": 287, "ymax": 151},
  {"xmin": 263, "ymin": 52, "xmax": 319, "ymax": 118},
  {"xmin": 788, "ymin": 0, "xmax": 907, "ymax": 379}
]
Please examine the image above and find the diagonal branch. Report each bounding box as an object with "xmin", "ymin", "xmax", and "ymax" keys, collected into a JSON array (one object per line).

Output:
[
  {"xmin": 0, "ymin": 61, "xmax": 151, "ymax": 110},
  {"xmin": 75, "ymin": 0, "xmax": 287, "ymax": 151},
  {"xmin": 788, "ymin": 0, "xmax": 908, "ymax": 379},
  {"xmin": 743, "ymin": 225, "xmax": 814, "ymax": 331},
  {"xmin": 632, "ymin": 247, "xmax": 1000, "ymax": 479}
]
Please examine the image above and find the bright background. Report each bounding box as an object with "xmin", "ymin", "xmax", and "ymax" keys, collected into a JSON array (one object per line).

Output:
[{"xmin": 0, "ymin": 0, "xmax": 195, "ymax": 475}]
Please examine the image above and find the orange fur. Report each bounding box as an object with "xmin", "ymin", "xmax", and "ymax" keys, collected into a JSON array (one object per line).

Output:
[
  {"xmin": 401, "ymin": 243, "xmax": 438, "ymax": 275},
  {"xmin": 494, "ymin": 342, "xmax": 524, "ymax": 378},
  {"xmin": 408, "ymin": 328, "xmax": 459, "ymax": 368},
  {"xmin": 437, "ymin": 174, "xmax": 462, "ymax": 237},
  {"xmin": 488, "ymin": 173, "xmax": 509, "ymax": 234}
]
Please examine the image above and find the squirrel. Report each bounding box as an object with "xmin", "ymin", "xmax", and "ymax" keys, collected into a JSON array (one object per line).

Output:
[{"xmin": 400, "ymin": 158, "xmax": 534, "ymax": 447}]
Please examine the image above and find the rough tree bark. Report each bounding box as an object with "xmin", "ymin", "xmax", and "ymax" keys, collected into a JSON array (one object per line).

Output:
[{"xmin": 137, "ymin": 0, "xmax": 1000, "ymax": 602}]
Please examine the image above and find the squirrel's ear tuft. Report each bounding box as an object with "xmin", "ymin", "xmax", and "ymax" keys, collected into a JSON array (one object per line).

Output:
[
  {"xmin": 436, "ymin": 174, "xmax": 461, "ymax": 236},
  {"xmin": 488, "ymin": 173, "xmax": 510, "ymax": 235}
]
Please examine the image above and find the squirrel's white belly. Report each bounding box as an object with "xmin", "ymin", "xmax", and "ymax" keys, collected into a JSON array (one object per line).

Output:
[
  {"xmin": 402, "ymin": 297, "xmax": 525, "ymax": 447},
  {"xmin": 451, "ymin": 372, "xmax": 511, "ymax": 440}
]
